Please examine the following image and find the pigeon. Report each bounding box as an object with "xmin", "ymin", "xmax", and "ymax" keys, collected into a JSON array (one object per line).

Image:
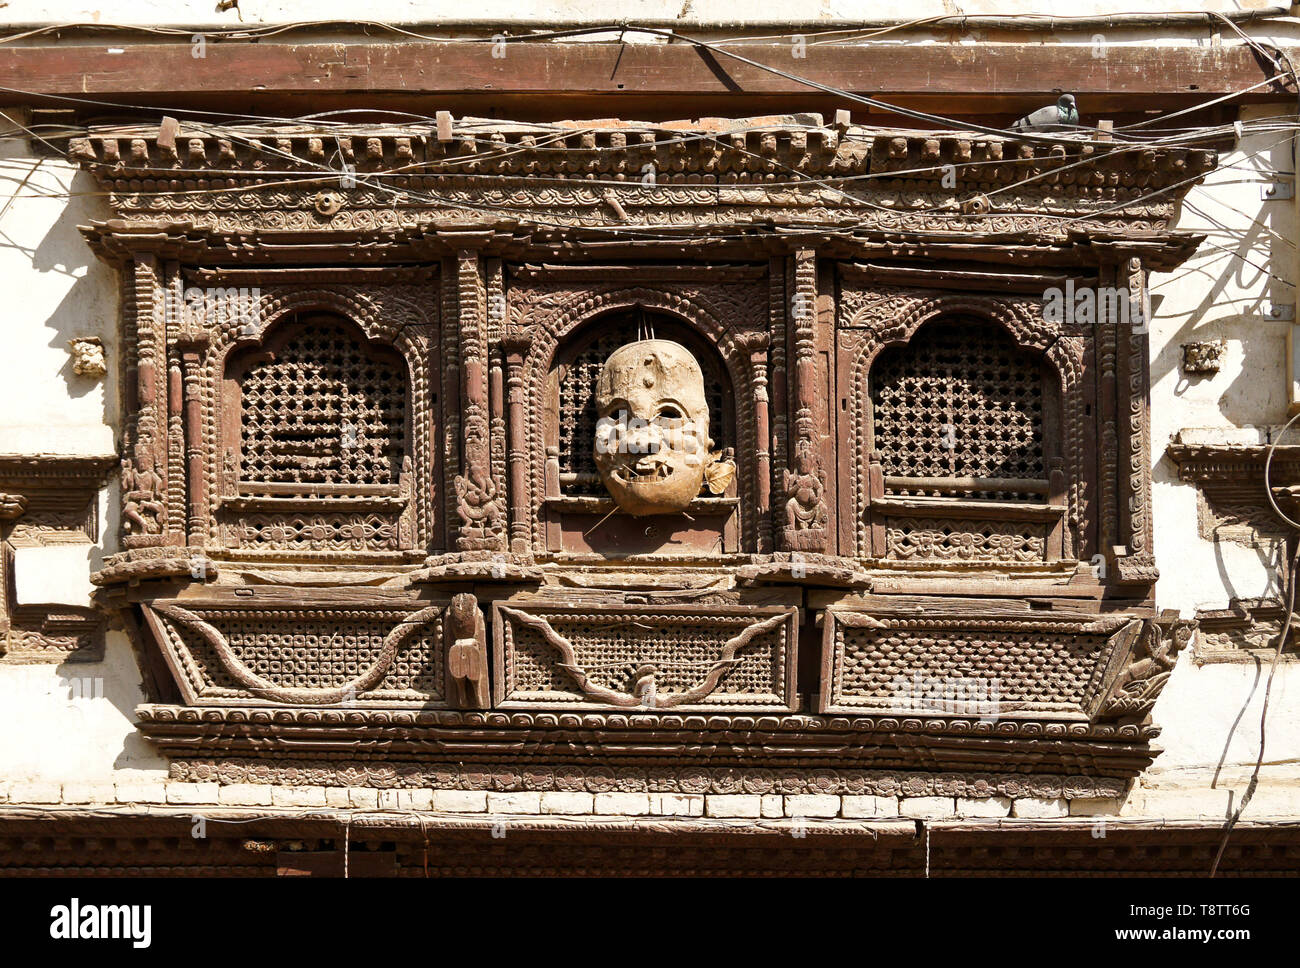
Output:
[{"xmin": 1011, "ymin": 94, "xmax": 1079, "ymax": 132}]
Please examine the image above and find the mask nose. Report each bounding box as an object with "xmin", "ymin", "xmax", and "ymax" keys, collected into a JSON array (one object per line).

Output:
[{"xmin": 627, "ymin": 420, "xmax": 662, "ymax": 455}]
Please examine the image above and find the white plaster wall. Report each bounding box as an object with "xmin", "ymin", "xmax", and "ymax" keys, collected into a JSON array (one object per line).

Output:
[
  {"xmin": 0, "ymin": 637, "xmax": 167, "ymax": 783},
  {"xmin": 0, "ymin": 145, "xmax": 116, "ymax": 455},
  {"xmin": 1142, "ymin": 102, "xmax": 1300, "ymax": 814},
  {"xmin": 0, "ymin": 140, "xmax": 163, "ymax": 784}
]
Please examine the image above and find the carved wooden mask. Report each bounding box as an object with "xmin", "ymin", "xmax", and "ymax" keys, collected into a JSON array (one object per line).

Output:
[{"xmin": 593, "ymin": 339, "xmax": 712, "ymax": 516}]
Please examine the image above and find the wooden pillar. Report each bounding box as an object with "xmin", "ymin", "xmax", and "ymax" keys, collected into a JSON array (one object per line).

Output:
[
  {"xmin": 178, "ymin": 338, "xmax": 209, "ymax": 548},
  {"xmin": 768, "ymin": 257, "xmax": 789, "ymax": 553},
  {"xmin": 1114, "ymin": 256, "xmax": 1158, "ymax": 585},
  {"xmin": 780, "ymin": 248, "xmax": 829, "ymax": 553},
  {"xmin": 503, "ymin": 333, "xmax": 532, "ymax": 555},
  {"xmin": 451, "ymin": 246, "xmax": 505, "ymax": 552}
]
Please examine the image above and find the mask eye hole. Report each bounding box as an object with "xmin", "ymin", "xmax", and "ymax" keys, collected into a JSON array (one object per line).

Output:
[{"xmin": 657, "ymin": 405, "xmax": 683, "ymax": 423}]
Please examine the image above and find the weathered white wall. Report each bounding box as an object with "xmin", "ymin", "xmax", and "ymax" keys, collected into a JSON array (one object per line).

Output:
[
  {"xmin": 0, "ymin": 150, "xmax": 116, "ymax": 454},
  {"xmin": 1142, "ymin": 101, "xmax": 1300, "ymax": 815},
  {"xmin": 0, "ymin": 140, "xmax": 166, "ymax": 786}
]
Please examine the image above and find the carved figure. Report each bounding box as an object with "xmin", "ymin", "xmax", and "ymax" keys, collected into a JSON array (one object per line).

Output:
[
  {"xmin": 121, "ymin": 452, "xmax": 164, "ymax": 535},
  {"xmin": 783, "ymin": 439, "xmax": 827, "ymax": 532},
  {"xmin": 593, "ymin": 339, "xmax": 731, "ymax": 516},
  {"xmin": 446, "ymin": 593, "xmax": 490, "ymax": 708},
  {"xmin": 67, "ymin": 337, "xmax": 107, "ymax": 378}
]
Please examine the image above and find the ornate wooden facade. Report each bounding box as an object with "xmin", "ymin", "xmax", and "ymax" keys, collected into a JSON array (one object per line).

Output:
[{"xmin": 69, "ymin": 117, "xmax": 1213, "ymax": 791}]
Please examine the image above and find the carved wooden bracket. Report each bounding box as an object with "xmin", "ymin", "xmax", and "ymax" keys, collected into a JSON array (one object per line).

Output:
[{"xmin": 446, "ymin": 592, "xmax": 490, "ymax": 709}]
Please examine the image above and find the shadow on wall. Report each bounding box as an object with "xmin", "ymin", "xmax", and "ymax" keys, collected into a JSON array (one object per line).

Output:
[
  {"xmin": 2, "ymin": 630, "xmax": 171, "ymax": 783},
  {"xmin": 32, "ymin": 167, "xmax": 118, "ymax": 410},
  {"xmin": 1152, "ymin": 133, "xmax": 1291, "ymax": 428}
]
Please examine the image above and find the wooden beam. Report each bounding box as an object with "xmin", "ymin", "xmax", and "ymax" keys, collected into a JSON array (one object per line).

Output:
[{"xmin": 0, "ymin": 40, "xmax": 1293, "ymax": 106}]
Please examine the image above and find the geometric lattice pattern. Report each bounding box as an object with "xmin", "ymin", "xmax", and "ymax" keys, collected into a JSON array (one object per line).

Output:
[
  {"xmin": 238, "ymin": 316, "xmax": 407, "ymax": 488},
  {"xmin": 871, "ymin": 319, "xmax": 1047, "ymax": 498},
  {"xmin": 503, "ymin": 611, "xmax": 786, "ymax": 706},
  {"xmin": 834, "ymin": 622, "xmax": 1112, "ymax": 713},
  {"xmin": 171, "ymin": 610, "xmax": 442, "ymax": 700},
  {"xmin": 557, "ymin": 312, "xmax": 730, "ymax": 495}
]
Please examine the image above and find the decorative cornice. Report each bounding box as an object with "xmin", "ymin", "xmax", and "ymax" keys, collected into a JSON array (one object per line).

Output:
[
  {"xmin": 0, "ymin": 454, "xmax": 118, "ymax": 491},
  {"xmin": 69, "ymin": 120, "xmax": 1217, "ymax": 239},
  {"xmin": 135, "ymin": 703, "xmax": 1165, "ymax": 778},
  {"xmin": 1166, "ymin": 442, "xmax": 1300, "ymax": 484},
  {"xmin": 67, "ymin": 122, "xmax": 1216, "ymax": 188}
]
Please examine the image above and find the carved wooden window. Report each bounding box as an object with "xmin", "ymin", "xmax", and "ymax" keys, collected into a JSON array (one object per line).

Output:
[
  {"xmin": 218, "ymin": 312, "xmax": 415, "ymax": 554},
  {"xmin": 553, "ymin": 310, "xmax": 733, "ymax": 497},
  {"xmin": 865, "ymin": 316, "xmax": 1067, "ymax": 563},
  {"xmin": 871, "ymin": 318, "xmax": 1057, "ymax": 501},
  {"xmin": 234, "ymin": 315, "xmax": 406, "ymax": 488}
]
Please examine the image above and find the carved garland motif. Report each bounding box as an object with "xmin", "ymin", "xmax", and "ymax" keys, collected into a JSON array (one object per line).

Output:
[{"xmin": 494, "ymin": 603, "xmax": 797, "ymax": 710}]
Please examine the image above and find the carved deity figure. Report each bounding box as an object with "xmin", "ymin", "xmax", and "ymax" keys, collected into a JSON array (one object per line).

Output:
[
  {"xmin": 121, "ymin": 452, "xmax": 164, "ymax": 535},
  {"xmin": 593, "ymin": 339, "xmax": 732, "ymax": 516},
  {"xmin": 783, "ymin": 438, "xmax": 828, "ymax": 532}
]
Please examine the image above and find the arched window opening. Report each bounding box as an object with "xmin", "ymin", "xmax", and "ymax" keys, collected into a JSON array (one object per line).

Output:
[
  {"xmin": 870, "ymin": 317, "xmax": 1057, "ymax": 502},
  {"xmin": 231, "ymin": 313, "xmax": 407, "ymax": 492},
  {"xmin": 553, "ymin": 309, "xmax": 733, "ymax": 497}
]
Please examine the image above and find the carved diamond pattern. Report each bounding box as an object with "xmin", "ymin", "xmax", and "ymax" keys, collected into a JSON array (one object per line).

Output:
[
  {"xmin": 239, "ymin": 318, "xmax": 406, "ymax": 487},
  {"xmin": 871, "ymin": 319, "xmax": 1046, "ymax": 497}
]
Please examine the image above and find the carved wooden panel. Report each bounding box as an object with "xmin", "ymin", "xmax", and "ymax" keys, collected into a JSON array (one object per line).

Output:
[
  {"xmin": 140, "ymin": 590, "xmax": 454, "ymax": 707},
  {"xmin": 821, "ymin": 604, "xmax": 1190, "ymax": 724},
  {"xmin": 493, "ymin": 600, "xmax": 799, "ymax": 712}
]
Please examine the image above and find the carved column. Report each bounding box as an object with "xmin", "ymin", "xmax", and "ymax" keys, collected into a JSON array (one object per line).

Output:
[
  {"xmin": 737, "ymin": 331, "xmax": 772, "ymax": 553},
  {"xmin": 1095, "ymin": 262, "xmax": 1120, "ymax": 560},
  {"xmin": 768, "ymin": 257, "xmax": 789, "ymax": 551},
  {"xmin": 1114, "ymin": 256, "xmax": 1157, "ymax": 584},
  {"xmin": 124, "ymin": 252, "xmax": 169, "ymax": 548},
  {"xmin": 485, "ymin": 258, "xmax": 508, "ymax": 540},
  {"xmin": 177, "ymin": 337, "xmax": 209, "ymax": 547},
  {"xmin": 451, "ymin": 246, "xmax": 505, "ymax": 551},
  {"xmin": 780, "ymin": 249, "xmax": 829, "ymax": 552},
  {"xmin": 164, "ymin": 265, "xmax": 186, "ymax": 543},
  {"xmin": 503, "ymin": 332, "xmax": 533, "ymax": 555}
]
